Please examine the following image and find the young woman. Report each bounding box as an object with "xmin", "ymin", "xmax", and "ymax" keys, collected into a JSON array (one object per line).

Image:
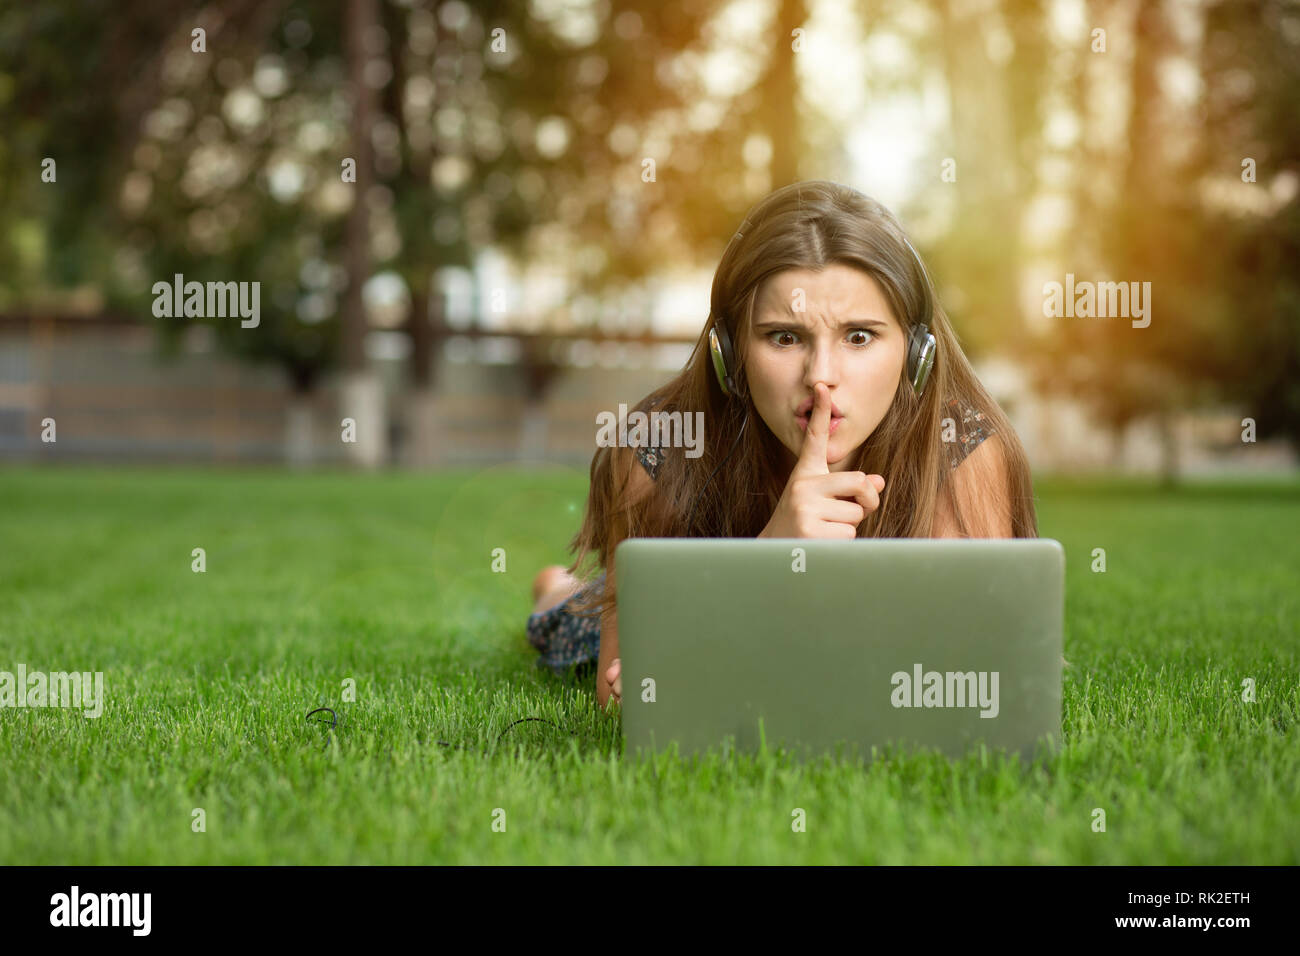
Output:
[{"xmin": 526, "ymin": 180, "xmax": 1038, "ymax": 712}]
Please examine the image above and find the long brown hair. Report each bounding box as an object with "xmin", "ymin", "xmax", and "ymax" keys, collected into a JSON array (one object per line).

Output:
[{"xmin": 568, "ymin": 180, "xmax": 1038, "ymax": 609}]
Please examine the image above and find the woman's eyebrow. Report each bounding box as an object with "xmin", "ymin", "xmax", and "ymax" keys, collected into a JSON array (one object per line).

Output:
[{"xmin": 753, "ymin": 317, "xmax": 891, "ymax": 329}]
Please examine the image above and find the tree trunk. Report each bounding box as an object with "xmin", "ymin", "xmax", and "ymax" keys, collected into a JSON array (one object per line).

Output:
[
  {"xmin": 408, "ymin": 284, "xmax": 431, "ymax": 390},
  {"xmin": 1110, "ymin": 422, "xmax": 1127, "ymax": 471},
  {"xmin": 340, "ymin": 0, "xmax": 386, "ymax": 468},
  {"xmin": 934, "ymin": 0, "xmax": 1032, "ymax": 350},
  {"xmin": 1157, "ymin": 409, "xmax": 1180, "ymax": 488},
  {"xmin": 518, "ymin": 400, "xmax": 549, "ymax": 462},
  {"xmin": 285, "ymin": 393, "xmax": 317, "ymax": 469},
  {"xmin": 342, "ymin": 0, "xmax": 377, "ymax": 375},
  {"xmin": 763, "ymin": 0, "xmax": 807, "ymax": 188},
  {"xmin": 340, "ymin": 373, "xmax": 388, "ymax": 469}
]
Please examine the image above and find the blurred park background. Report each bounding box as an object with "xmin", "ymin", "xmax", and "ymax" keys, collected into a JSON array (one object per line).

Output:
[{"xmin": 0, "ymin": 0, "xmax": 1297, "ymax": 480}]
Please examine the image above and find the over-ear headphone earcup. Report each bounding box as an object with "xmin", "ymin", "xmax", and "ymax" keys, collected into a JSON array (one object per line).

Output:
[
  {"xmin": 708, "ymin": 320, "xmax": 739, "ymax": 397},
  {"xmin": 907, "ymin": 324, "xmax": 937, "ymax": 398}
]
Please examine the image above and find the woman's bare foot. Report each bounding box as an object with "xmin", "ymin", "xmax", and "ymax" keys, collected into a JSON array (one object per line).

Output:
[
  {"xmin": 532, "ymin": 565, "xmax": 568, "ymax": 601},
  {"xmin": 532, "ymin": 565, "xmax": 582, "ymax": 614}
]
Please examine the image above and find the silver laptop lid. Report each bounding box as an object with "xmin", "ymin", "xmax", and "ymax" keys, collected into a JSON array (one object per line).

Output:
[{"xmin": 616, "ymin": 538, "xmax": 1065, "ymax": 763}]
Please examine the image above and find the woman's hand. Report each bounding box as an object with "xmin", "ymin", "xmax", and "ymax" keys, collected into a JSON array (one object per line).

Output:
[
  {"xmin": 605, "ymin": 658, "xmax": 622, "ymax": 707},
  {"xmin": 759, "ymin": 382, "xmax": 886, "ymax": 539}
]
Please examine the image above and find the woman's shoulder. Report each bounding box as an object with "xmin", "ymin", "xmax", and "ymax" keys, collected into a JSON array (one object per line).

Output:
[
  {"xmin": 635, "ymin": 444, "xmax": 666, "ymax": 481},
  {"xmin": 633, "ymin": 396, "xmax": 668, "ymax": 481},
  {"xmin": 942, "ymin": 396, "xmax": 997, "ymax": 471}
]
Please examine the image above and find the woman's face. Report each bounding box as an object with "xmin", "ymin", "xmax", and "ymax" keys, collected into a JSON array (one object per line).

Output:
[{"xmin": 742, "ymin": 263, "xmax": 907, "ymax": 473}]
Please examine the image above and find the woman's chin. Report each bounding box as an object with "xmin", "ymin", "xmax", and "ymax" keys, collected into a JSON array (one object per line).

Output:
[{"xmin": 826, "ymin": 440, "xmax": 866, "ymax": 470}]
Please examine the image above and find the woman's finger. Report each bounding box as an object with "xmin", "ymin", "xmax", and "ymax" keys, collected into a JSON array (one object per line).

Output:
[
  {"xmin": 810, "ymin": 471, "xmax": 881, "ymax": 512},
  {"xmin": 817, "ymin": 497, "xmax": 866, "ymax": 525}
]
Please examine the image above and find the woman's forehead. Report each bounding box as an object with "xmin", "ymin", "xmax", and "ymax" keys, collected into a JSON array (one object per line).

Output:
[{"xmin": 753, "ymin": 266, "xmax": 900, "ymax": 326}]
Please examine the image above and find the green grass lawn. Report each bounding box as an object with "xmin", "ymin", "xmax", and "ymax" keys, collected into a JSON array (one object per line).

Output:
[{"xmin": 1, "ymin": 465, "xmax": 1297, "ymax": 864}]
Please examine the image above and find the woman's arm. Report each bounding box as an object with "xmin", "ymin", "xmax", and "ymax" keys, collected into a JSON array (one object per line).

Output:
[
  {"xmin": 594, "ymin": 444, "xmax": 656, "ymax": 712},
  {"xmin": 595, "ymin": 564, "xmax": 621, "ymax": 711}
]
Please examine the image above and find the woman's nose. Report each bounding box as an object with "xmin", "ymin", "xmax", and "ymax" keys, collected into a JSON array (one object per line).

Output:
[{"xmin": 803, "ymin": 344, "xmax": 839, "ymax": 387}]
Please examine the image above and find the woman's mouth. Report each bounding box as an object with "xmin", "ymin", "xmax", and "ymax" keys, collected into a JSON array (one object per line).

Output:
[{"xmin": 796, "ymin": 412, "xmax": 844, "ymax": 434}]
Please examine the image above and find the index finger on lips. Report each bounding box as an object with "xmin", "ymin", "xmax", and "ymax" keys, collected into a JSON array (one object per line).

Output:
[{"xmin": 794, "ymin": 383, "xmax": 832, "ymax": 476}]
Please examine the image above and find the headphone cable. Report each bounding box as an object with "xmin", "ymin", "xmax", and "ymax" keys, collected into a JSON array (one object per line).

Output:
[
  {"xmin": 307, "ymin": 706, "xmax": 600, "ymax": 755},
  {"xmin": 684, "ymin": 409, "xmax": 748, "ymax": 536},
  {"xmin": 305, "ymin": 411, "xmax": 752, "ymax": 753}
]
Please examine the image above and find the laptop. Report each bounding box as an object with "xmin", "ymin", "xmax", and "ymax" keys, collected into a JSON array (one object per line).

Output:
[{"xmin": 615, "ymin": 538, "xmax": 1065, "ymax": 763}]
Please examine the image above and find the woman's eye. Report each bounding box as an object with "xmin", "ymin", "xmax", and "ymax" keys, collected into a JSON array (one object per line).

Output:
[
  {"xmin": 847, "ymin": 330, "xmax": 874, "ymax": 346},
  {"xmin": 764, "ymin": 329, "xmax": 878, "ymax": 348},
  {"xmin": 769, "ymin": 331, "xmax": 798, "ymax": 347}
]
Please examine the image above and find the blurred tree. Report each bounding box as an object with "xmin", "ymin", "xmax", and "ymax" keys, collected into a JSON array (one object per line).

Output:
[
  {"xmin": 460, "ymin": 0, "xmax": 750, "ymax": 304},
  {"xmin": 6, "ymin": 0, "xmax": 796, "ymax": 465},
  {"xmin": 1030, "ymin": 0, "xmax": 1300, "ymax": 479},
  {"xmin": 928, "ymin": 0, "xmax": 1053, "ymax": 356},
  {"xmin": 17, "ymin": 0, "xmax": 1291, "ymax": 475},
  {"xmin": 762, "ymin": 0, "xmax": 809, "ymax": 189},
  {"xmin": 1034, "ymin": 0, "xmax": 1196, "ymax": 483},
  {"xmin": 1197, "ymin": 0, "xmax": 1300, "ymax": 454},
  {"xmin": 364, "ymin": 0, "xmax": 745, "ymax": 461},
  {"xmin": 0, "ymin": 0, "xmax": 208, "ymax": 305}
]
